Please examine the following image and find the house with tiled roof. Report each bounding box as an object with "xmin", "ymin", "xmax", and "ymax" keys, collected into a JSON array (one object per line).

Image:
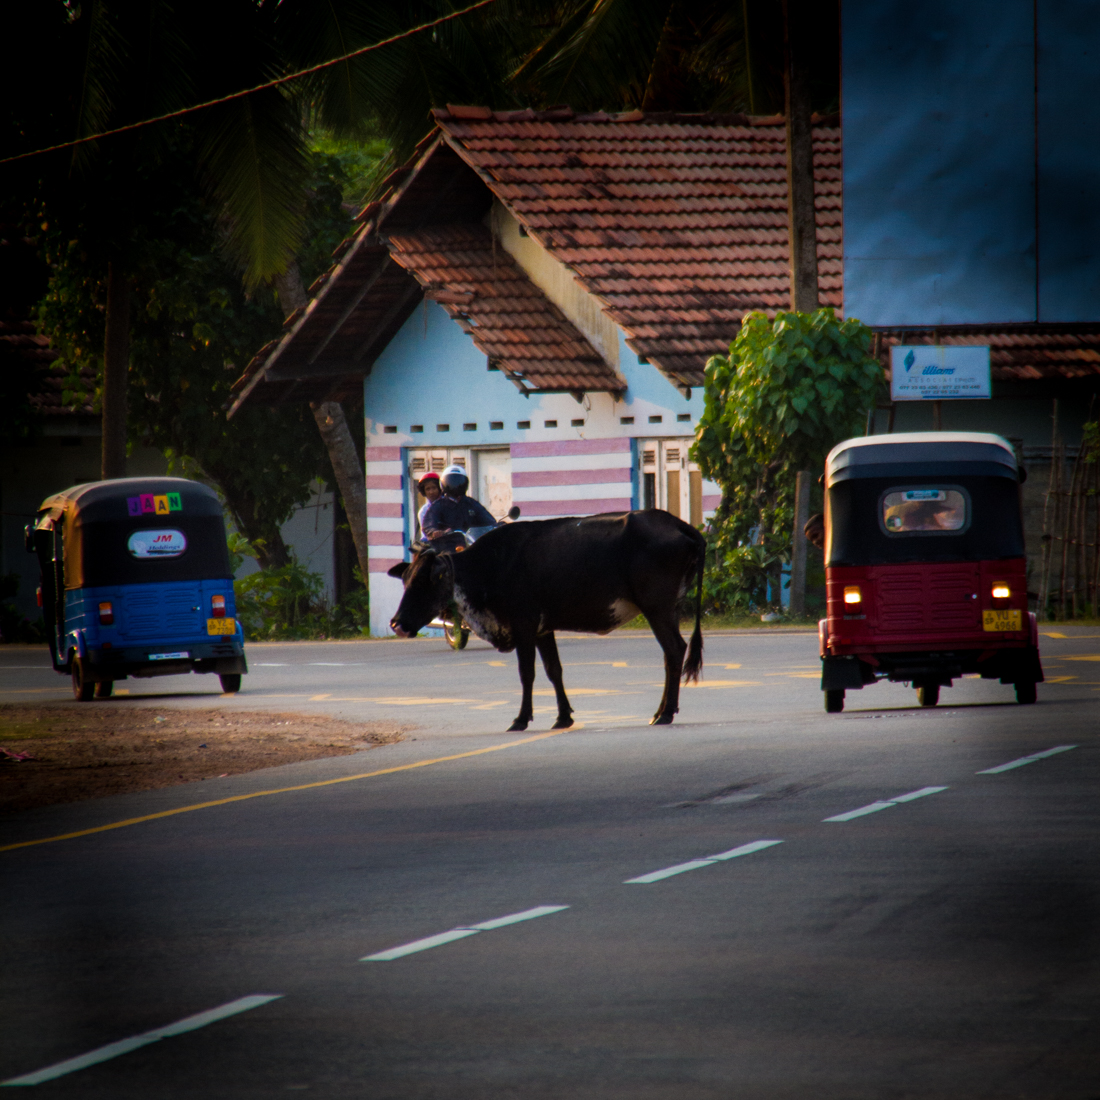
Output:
[{"xmin": 232, "ymin": 107, "xmax": 844, "ymax": 634}]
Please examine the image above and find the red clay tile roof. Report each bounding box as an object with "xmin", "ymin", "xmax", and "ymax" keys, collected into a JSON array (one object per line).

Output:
[
  {"xmin": 0, "ymin": 320, "xmax": 95, "ymax": 417},
  {"xmin": 230, "ymin": 108, "xmax": 1100, "ymax": 413},
  {"xmin": 433, "ymin": 109, "xmax": 842, "ymax": 388},
  {"xmin": 387, "ymin": 224, "xmax": 622, "ymax": 394}
]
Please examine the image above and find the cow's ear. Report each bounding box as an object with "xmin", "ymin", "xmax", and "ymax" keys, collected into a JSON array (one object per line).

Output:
[{"xmin": 387, "ymin": 561, "xmax": 410, "ymax": 579}]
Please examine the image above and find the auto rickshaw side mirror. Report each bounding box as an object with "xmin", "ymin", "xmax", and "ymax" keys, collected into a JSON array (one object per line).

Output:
[
  {"xmin": 1017, "ymin": 466, "xmax": 1027, "ymax": 483},
  {"xmin": 24, "ymin": 524, "xmax": 35, "ymax": 553},
  {"xmin": 507, "ymin": 505, "xmax": 521, "ymax": 520}
]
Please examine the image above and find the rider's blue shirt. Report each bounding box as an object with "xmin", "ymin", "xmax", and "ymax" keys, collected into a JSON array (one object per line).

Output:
[{"xmin": 422, "ymin": 494, "xmax": 495, "ymax": 535}]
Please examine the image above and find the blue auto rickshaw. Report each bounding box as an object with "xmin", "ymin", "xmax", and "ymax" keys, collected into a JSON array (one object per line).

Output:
[{"xmin": 26, "ymin": 477, "xmax": 247, "ymax": 701}]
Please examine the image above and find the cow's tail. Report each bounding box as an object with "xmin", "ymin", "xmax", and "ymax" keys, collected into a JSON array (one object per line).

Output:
[{"xmin": 682, "ymin": 540, "xmax": 705, "ymax": 683}]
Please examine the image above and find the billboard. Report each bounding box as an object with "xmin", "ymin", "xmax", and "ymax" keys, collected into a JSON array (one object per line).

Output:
[{"xmin": 843, "ymin": 0, "xmax": 1100, "ymax": 327}]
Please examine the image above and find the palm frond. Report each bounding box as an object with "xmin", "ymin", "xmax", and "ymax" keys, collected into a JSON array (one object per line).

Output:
[{"xmin": 198, "ymin": 89, "xmax": 310, "ymax": 288}]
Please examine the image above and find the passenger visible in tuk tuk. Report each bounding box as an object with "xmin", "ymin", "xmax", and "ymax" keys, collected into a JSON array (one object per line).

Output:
[
  {"xmin": 818, "ymin": 432, "xmax": 1041, "ymax": 713},
  {"xmin": 26, "ymin": 478, "xmax": 247, "ymax": 701}
]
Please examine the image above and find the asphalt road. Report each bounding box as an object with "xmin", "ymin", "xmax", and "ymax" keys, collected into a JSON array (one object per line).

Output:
[{"xmin": 2, "ymin": 626, "xmax": 1099, "ymax": 1098}]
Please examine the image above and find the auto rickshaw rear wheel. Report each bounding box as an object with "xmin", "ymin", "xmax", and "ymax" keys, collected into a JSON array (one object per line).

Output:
[
  {"xmin": 71, "ymin": 658, "xmax": 94, "ymax": 702},
  {"xmin": 94, "ymin": 680, "xmax": 113, "ymax": 699},
  {"xmin": 916, "ymin": 683, "xmax": 939, "ymax": 707},
  {"xmin": 824, "ymin": 689, "xmax": 844, "ymax": 713},
  {"xmin": 219, "ymin": 674, "xmax": 241, "ymax": 694},
  {"xmin": 1014, "ymin": 680, "xmax": 1037, "ymax": 704}
]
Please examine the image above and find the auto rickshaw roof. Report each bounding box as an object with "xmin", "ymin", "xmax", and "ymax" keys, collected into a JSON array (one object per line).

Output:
[
  {"xmin": 36, "ymin": 477, "xmax": 223, "ymax": 527},
  {"xmin": 826, "ymin": 432, "xmax": 1019, "ymax": 486}
]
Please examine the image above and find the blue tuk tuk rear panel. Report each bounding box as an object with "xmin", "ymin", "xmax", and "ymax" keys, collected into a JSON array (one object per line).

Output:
[{"xmin": 27, "ymin": 477, "xmax": 247, "ymax": 688}]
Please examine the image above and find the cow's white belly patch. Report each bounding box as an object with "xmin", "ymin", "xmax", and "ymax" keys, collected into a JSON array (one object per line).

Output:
[
  {"xmin": 599, "ymin": 598, "xmax": 641, "ymax": 635},
  {"xmin": 454, "ymin": 585, "xmax": 513, "ymax": 649}
]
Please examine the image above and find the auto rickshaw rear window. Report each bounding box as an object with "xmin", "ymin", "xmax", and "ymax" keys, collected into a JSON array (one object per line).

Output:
[{"xmin": 881, "ymin": 488, "xmax": 968, "ymax": 536}]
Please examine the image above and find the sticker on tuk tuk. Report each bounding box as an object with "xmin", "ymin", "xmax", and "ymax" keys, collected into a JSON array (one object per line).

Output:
[
  {"xmin": 128, "ymin": 529, "xmax": 187, "ymax": 558},
  {"xmin": 983, "ymin": 609, "xmax": 1022, "ymax": 632},
  {"xmin": 207, "ymin": 617, "xmax": 237, "ymax": 635},
  {"xmin": 128, "ymin": 493, "xmax": 183, "ymax": 515}
]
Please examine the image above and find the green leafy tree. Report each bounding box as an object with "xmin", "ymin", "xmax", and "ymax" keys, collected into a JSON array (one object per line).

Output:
[
  {"xmin": 35, "ymin": 146, "xmax": 357, "ymax": 569},
  {"xmin": 691, "ymin": 308, "xmax": 883, "ymax": 612}
]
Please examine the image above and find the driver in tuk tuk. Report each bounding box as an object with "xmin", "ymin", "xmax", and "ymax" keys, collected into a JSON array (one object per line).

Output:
[{"xmin": 422, "ymin": 464, "xmax": 495, "ymax": 540}]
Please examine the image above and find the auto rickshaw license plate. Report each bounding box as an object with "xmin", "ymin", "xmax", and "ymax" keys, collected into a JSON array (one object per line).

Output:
[
  {"xmin": 983, "ymin": 609, "xmax": 1022, "ymax": 632},
  {"xmin": 207, "ymin": 617, "xmax": 236, "ymax": 635}
]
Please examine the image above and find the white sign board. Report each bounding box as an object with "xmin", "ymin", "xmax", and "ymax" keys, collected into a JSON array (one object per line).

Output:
[{"xmin": 890, "ymin": 345, "xmax": 991, "ymax": 401}]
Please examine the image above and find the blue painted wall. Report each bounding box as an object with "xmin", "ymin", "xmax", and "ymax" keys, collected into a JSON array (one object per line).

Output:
[
  {"xmin": 843, "ymin": 0, "xmax": 1100, "ymax": 326},
  {"xmin": 363, "ymin": 300, "xmax": 706, "ymax": 451}
]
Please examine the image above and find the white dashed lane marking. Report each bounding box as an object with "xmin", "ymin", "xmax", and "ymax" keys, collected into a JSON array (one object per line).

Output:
[
  {"xmin": 624, "ymin": 839, "xmax": 783, "ymax": 884},
  {"xmin": 361, "ymin": 905, "xmax": 570, "ymax": 961},
  {"xmin": 0, "ymin": 995, "xmax": 283, "ymax": 1087},
  {"xmin": 977, "ymin": 745, "xmax": 1077, "ymax": 774},
  {"xmin": 823, "ymin": 786, "xmax": 948, "ymax": 822}
]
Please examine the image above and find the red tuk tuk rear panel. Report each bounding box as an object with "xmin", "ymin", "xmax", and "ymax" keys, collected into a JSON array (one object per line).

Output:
[{"xmin": 819, "ymin": 433, "xmax": 1041, "ymax": 712}]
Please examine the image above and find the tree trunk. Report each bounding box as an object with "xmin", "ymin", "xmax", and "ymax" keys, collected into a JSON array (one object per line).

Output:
[
  {"xmin": 101, "ymin": 260, "xmax": 131, "ymax": 479},
  {"xmin": 782, "ymin": 1, "xmax": 820, "ymax": 615},
  {"xmin": 789, "ymin": 469, "xmax": 812, "ymax": 617},
  {"xmin": 783, "ymin": 0, "xmax": 820, "ymax": 314},
  {"xmin": 310, "ymin": 401, "xmax": 371, "ymax": 583},
  {"xmin": 274, "ymin": 263, "xmax": 371, "ymax": 588}
]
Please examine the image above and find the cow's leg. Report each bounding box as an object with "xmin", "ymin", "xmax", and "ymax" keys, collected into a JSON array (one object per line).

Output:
[
  {"xmin": 508, "ymin": 635, "xmax": 538, "ymax": 732},
  {"xmin": 536, "ymin": 631, "xmax": 573, "ymax": 729},
  {"xmin": 645, "ymin": 608, "xmax": 688, "ymax": 724}
]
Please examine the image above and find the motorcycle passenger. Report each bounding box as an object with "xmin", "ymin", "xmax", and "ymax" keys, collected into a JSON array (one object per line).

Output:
[
  {"xmin": 416, "ymin": 471, "xmax": 442, "ymax": 537},
  {"xmin": 422, "ymin": 464, "xmax": 495, "ymax": 539}
]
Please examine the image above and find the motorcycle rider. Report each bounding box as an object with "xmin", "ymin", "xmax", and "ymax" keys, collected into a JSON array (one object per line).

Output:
[
  {"xmin": 416, "ymin": 470, "xmax": 442, "ymax": 537},
  {"xmin": 421, "ymin": 464, "xmax": 495, "ymax": 539}
]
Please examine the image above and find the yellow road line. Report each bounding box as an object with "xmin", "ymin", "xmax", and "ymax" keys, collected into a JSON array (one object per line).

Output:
[{"xmin": 0, "ymin": 730, "xmax": 567, "ymax": 854}]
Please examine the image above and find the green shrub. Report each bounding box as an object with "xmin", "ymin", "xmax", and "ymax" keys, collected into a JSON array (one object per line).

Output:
[{"xmin": 229, "ymin": 534, "xmax": 369, "ymax": 640}]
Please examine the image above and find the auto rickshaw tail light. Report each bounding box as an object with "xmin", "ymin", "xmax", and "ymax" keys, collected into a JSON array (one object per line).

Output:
[
  {"xmin": 98, "ymin": 601, "xmax": 114, "ymax": 625},
  {"xmin": 211, "ymin": 594, "xmax": 226, "ymax": 618},
  {"xmin": 36, "ymin": 586, "xmax": 42, "ymax": 608},
  {"xmin": 992, "ymin": 584, "xmax": 1010, "ymax": 599},
  {"xmin": 843, "ymin": 586, "xmax": 862, "ymax": 605}
]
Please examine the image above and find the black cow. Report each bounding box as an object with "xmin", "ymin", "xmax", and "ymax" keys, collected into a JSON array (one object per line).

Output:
[{"xmin": 388, "ymin": 510, "xmax": 706, "ymax": 731}]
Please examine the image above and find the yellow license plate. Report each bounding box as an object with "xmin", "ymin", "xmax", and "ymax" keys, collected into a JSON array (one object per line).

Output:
[
  {"xmin": 207, "ymin": 617, "xmax": 236, "ymax": 635},
  {"xmin": 983, "ymin": 609, "xmax": 1022, "ymax": 632}
]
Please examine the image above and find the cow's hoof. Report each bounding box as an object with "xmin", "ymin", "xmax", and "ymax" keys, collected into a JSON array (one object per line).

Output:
[
  {"xmin": 551, "ymin": 716, "xmax": 574, "ymax": 729},
  {"xmin": 650, "ymin": 713, "xmax": 675, "ymax": 725},
  {"xmin": 507, "ymin": 719, "xmax": 530, "ymax": 732}
]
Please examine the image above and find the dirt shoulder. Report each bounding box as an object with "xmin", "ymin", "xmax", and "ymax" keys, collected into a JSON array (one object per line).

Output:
[{"xmin": 0, "ymin": 706, "xmax": 405, "ymax": 814}]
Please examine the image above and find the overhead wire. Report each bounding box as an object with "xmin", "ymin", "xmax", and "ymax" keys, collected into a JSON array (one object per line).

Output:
[{"xmin": 0, "ymin": 0, "xmax": 499, "ymax": 168}]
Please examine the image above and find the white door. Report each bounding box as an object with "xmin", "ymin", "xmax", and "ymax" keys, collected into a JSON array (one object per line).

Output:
[
  {"xmin": 407, "ymin": 448, "xmax": 469, "ymax": 540},
  {"xmin": 472, "ymin": 448, "xmax": 512, "ymax": 520},
  {"xmin": 639, "ymin": 439, "xmax": 703, "ymax": 525}
]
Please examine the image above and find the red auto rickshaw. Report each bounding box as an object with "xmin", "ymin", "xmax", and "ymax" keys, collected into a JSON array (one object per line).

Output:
[{"xmin": 819, "ymin": 432, "xmax": 1042, "ymax": 712}]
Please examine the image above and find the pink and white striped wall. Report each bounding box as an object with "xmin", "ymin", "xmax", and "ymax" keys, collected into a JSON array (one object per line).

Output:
[{"xmin": 511, "ymin": 438, "xmax": 633, "ymax": 517}]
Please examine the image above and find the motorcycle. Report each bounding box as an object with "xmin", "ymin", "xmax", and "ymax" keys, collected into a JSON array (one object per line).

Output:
[{"xmin": 418, "ymin": 506, "xmax": 520, "ymax": 650}]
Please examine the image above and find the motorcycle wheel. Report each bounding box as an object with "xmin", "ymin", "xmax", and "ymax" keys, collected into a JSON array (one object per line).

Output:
[{"xmin": 443, "ymin": 617, "xmax": 469, "ymax": 650}]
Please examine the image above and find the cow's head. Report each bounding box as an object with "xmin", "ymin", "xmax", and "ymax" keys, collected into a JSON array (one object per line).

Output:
[{"xmin": 387, "ymin": 550, "xmax": 455, "ymax": 637}]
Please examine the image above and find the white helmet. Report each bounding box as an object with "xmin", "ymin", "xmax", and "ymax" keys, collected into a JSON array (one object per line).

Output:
[{"xmin": 440, "ymin": 464, "xmax": 469, "ymax": 495}]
